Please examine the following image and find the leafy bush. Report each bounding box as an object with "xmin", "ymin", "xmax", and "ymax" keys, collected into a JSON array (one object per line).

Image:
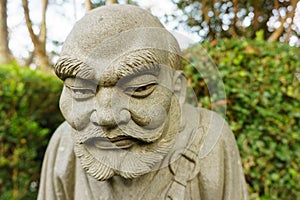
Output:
[
  {"xmin": 1, "ymin": 39, "xmax": 299, "ymax": 200},
  {"xmin": 0, "ymin": 63, "xmax": 63, "ymax": 199},
  {"xmin": 183, "ymin": 39, "xmax": 300, "ymax": 199}
]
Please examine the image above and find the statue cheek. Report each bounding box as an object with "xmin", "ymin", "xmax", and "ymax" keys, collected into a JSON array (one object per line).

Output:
[
  {"xmin": 129, "ymin": 94, "xmax": 172, "ymax": 129},
  {"xmin": 59, "ymin": 90, "xmax": 94, "ymax": 130},
  {"xmin": 145, "ymin": 104, "xmax": 168, "ymax": 129}
]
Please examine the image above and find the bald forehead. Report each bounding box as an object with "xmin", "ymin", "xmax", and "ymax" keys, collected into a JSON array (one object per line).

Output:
[
  {"xmin": 55, "ymin": 5, "xmax": 182, "ymax": 84},
  {"xmin": 84, "ymin": 27, "xmax": 180, "ymax": 69},
  {"xmin": 55, "ymin": 27, "xmax": 181, "ymax": 80},
  {"xmin": 60, "ymin": 5, "xmax": 164, "ymax": 62}
]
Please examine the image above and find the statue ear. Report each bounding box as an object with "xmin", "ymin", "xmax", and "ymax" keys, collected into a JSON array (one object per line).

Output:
[{"xmin": 173, "ymin": 70, "xmax": 187, "ymax": 106}]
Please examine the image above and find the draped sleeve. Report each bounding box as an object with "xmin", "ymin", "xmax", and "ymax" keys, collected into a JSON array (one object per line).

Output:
[
  {"xmin": 196, "ymin": 109, "xmax": 249, "ymax": 200},
  {"xmin": 37, "ymin": 122, "xmax": 75, "ymax": 200}
]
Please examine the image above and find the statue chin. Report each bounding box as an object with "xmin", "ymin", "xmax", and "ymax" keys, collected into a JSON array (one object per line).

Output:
[
  {"xmin": 73, "ymin": 96, "xmax": 181, "ymax": 181},
  {"xmin": 73, "ymin": 142, "xmax": 167, "ymax": 181}
]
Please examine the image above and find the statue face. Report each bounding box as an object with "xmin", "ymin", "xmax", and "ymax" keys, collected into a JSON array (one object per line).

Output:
[{"xmin": 59, "ymin": 50, "xmax": 182, "ymax": 180}]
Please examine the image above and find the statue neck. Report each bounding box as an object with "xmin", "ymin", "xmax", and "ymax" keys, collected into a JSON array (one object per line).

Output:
[{"xmin": 108, "ymin": 166, "xmax": 172, "ymax": 200}]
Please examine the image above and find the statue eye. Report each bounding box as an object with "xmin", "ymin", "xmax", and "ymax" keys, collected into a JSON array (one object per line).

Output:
[
  {"xmin": 124, "ymin": 82, "xmax": 157, "ymax": 97},
  {"xmin": 69, "ymin": 87, "xmax": 96, "ymax": 100},
  {"xmin": 64, "ymin": 78, "xmax": 97, "ymax": 100}
]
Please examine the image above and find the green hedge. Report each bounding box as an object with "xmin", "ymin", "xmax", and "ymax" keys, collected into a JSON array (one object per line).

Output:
[
  {"xmin": 1, "ymin": 39, "xmax": 299, "ymax": 199},
  {"xmin": 0, "ymin": 63, "xmax": 63, "ymax": 199},
  {"xmin": 183, "ymin": 39, "xmax": 300, "ymax": 199}
]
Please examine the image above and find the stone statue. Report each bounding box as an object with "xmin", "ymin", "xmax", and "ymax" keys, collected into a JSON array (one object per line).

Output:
[{"xmin": 38, "ymin": 4, "xmax": 248, "ymax": 200}]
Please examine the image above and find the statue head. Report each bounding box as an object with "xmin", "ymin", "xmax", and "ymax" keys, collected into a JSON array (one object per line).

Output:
[{"xmin": 54, "ymin": 4, "xmax": 186, "ymax": 181}]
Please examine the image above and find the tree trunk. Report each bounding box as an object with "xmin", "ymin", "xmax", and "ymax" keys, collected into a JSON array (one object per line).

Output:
[
  {"xmin": 284, "ymin": 0, "xmax": 297, "ymax": 43},
  {"xmin": 202, "ymin": 0, "xmax": 214, "ymax": 39},
  {"xmin": 106, "ymin": 0, "xmax": 117, "ymax": 4},
  {"xmin": 39, "ymin": 0, "xmax": 48, "ymax": 50},
  {"xmin": 230, "ymin": 0, "xmax": 239, "ymax": 38},
  {"xmin": 22, "ymin": 0, "xmax": 50, "ymax": 70},
  {"xmin": 38, "ymin": 0, "xmax": 50, "ymax": 68},
  {"xmin": 85, "ymin": 0, "xmax": 93, "ymax": 12},
  {"xmin": 268, "ymin": 0, "xmax": 298, "ymax": 42},
  {"xmin": 0, "ymin": 0, "xmax": 13, "ymax": 64},
  {"xmin": 250, "ymin": 0, "xmax": 263, "ymax": 38}
]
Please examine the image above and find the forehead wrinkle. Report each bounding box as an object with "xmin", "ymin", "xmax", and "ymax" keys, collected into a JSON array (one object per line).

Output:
[
  {"xmin": 99, "ymin": 50, "xmax": 161, "ymax": 86},
  {"xmin": 55, "ymin": 56, "xmax": 95, "ymax": 81}
]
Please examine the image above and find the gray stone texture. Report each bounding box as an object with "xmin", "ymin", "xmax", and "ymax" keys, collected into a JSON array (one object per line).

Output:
[{"xmin": 38, "ymin": 4, "xmax": 248, "ymax": 200}]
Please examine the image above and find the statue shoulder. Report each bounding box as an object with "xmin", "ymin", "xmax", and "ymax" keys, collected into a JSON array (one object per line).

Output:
[
  {"xmin": 182, "ymin": 105, "xmax": 228, "ymax": 130},
  {"xmin": 42, "ymin": 121, "xmax": 75, "ymax": 177},
  {"xmin": 182, "ymin": 106, "xmax": 234, "ymax": 158},
  {"xmin": 38, "ymin": 121, "xmax": 76, "ymax": 200},
  {"xmin": 49, "ymin": 121, "xmax": 73, "ymax": 143},
  {"xmin": 195, "ymin": 107, "xmax": 239, "ymax": 159},
  {"xmin": 53, "ymin": 121, "xmax": 73, "ymax": 136},
  {"xmin": 44, "ymin": 121, "xmax": 74, "ymax": 160},
  {"xmin": 197, "ymin": 107, "xmax": 227, "ymax": 130}
]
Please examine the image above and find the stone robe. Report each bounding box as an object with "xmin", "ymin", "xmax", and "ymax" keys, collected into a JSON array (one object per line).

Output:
[{"xmin": 37, "ymin": 106, "xmax": 248, "ymax": 200}]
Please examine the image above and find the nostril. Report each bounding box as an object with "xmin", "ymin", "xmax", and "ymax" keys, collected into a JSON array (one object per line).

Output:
[
  {"xmin": 90, "ymin": 111, "xmax": 99, "ymax": 125},
  {"xmin": 90, "ymin": 108, "xmax": 131, "ymax": 128},
  {"xmin": 100, "ymin": 117, "xmax": 116, "ymax": 127},
  {"xmin": 119, "ymin": 109, "xmax": 131, "ymax": 125},
  {"xmin": 92, "ymin": 121, "xmax": 99, "ymax": 126},
  {"xmin": 90, "ymin": 110, "xmax": 118, "ymax": 127}
]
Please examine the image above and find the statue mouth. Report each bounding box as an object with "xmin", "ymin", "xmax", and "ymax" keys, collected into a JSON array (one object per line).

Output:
[{"xmin": 84, "ymin": 136, "xmax": 136, "ymax": 150}]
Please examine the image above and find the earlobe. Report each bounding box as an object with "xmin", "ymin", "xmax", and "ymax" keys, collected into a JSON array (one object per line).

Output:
[{"xmin": 173, "ymin": 70, "xmax": 187, "ymax": 106}]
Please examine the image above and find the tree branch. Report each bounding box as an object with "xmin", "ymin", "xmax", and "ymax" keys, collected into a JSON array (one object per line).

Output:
[
  {"xmin": 85, "ymin": 0, "xmax": 93, "ymax": 12},
  {"xmin": 0, "ymin": 0, "xmax": 13, "ymax": 63},
  {"xmin": 21, "ymin": 0, "xmax": 39, "ymax": 47},
  {"xmin": 39, "ymin": 0, "xmax": 48, "ymax": 48},
  {"xmin": 106, "ymin": 0, "xmax": 117, "ymax": 4},
  {"xmin": 268, "ymin": 0, "xmax": 298, "ymax": 42}
]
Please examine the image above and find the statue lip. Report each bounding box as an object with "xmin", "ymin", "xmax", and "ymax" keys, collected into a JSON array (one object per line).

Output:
[{"xmin": 84, "ymin": 136, "xmax": 135, "ymax": 150}]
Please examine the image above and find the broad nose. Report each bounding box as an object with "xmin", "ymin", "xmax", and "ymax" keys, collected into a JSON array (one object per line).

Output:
[{"xmin": 90, "ymin": 87, "xmax": 130, "ymax": 127}]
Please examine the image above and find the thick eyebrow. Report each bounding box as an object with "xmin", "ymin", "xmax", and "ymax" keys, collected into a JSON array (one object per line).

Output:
[
  {"xmin": 115, "ymin": 50, "xmax": 161, "ymax": 77},
  {"xmin": 54, "ymin": 56, "xmax": 95, "ymax": 81}
]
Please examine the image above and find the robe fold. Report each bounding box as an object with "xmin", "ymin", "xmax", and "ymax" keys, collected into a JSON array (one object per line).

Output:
[{"xmin": 38, "ymin": 107, "xmax": 248, "ymax": 200}]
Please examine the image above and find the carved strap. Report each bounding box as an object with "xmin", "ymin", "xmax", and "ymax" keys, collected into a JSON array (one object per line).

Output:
[{"xmin": 165, "ymin": 148, "xmax": 201, "ymax": 200}]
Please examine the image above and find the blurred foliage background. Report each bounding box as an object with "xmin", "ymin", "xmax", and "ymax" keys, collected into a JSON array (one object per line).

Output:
[
  {"xmin": 0, "ymin": 0, "xmax": 300, "ymax": 200},
  {"xmin": 184, "ymin": 39, "xmax": 300, "ymax": 199},
  {"xmin": 0, "ymin": 63, "xmax": 63, "ymax": 199}
]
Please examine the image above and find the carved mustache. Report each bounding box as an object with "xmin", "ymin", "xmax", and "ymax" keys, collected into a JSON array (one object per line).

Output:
[{"xmin": 74, "ymin": 120, "xmax": 165, "ymax": 145}]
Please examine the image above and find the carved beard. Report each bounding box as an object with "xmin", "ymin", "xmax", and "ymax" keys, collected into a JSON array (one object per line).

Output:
[{"xmin": 73, "ymin": 96, "xmax": 181, "ymax": 181}]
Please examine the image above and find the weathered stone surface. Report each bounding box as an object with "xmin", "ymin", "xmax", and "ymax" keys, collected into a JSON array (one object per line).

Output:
[{"xmin": 38, "ymin": 4, "xmax": 248, "ymax": 200}]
